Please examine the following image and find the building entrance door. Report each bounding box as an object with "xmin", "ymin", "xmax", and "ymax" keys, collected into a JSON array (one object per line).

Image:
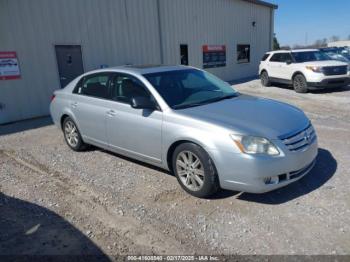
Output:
[{"xmin": 55, "ymin": 45, "xmax": 84, "ymax": 88}]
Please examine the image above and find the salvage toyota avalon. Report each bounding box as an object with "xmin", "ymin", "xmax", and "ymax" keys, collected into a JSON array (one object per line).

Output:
[{"xmin": 50, "ymin": 65, "xmax": 318, "ymax": 198}]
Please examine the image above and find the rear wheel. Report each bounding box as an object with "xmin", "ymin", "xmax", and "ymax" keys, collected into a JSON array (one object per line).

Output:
[
  {"xmin": 63, "ymin": 117, "xmax": 87, "ymax": 151},
  {"xmin": 260, "ymin": 71, "xmax": 271, "ymax": 87},
  {"xmin": 293, "ymin": 74, "xmax": 308, "ymax": 93},
  {"xmin": 172, "ymin": 143, "xmax": 219, "ymax": 198}
]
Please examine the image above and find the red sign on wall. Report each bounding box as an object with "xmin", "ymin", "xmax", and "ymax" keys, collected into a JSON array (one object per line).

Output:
[
  {"xmin": 0, "ymin": 52, "xmax": 21, "ymax": 80},
  {"xmin": 202, "ymin": 45, "xmax": 226, "ymax": 69}
]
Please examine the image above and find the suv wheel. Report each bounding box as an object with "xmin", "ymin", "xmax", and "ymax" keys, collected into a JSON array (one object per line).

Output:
[
  {"xmin": 172, "ymin": 143, "xmax": 219, "ymax": 198},
  {"xmin": 260, "ymin": 71, "xmax": 271, "ymax": 87},
  {"xmin": 293, "ymin": 74, "xmax": 308, "ymax": 93},
  {"xmin": 63, "ymin": 117, "xmax": 88, "ymax": 151}
]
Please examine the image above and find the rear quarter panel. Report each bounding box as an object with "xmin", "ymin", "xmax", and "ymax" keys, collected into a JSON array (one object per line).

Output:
[
  {"xmin": 50, "ymin": 76, "xmax": 82, "ymax": 129},
  {"xmin": 50, "ymin": 92, "xmax": 77, "ymax": 130}
]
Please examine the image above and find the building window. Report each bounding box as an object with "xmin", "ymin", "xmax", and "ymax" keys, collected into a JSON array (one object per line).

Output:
[
  {"xmin": 180, "ymin": 44, "xmax": 189, "ymax": 65},
  {"xmin": 237, "ymin": 44, "xmax": 250, "ymax": 63}
]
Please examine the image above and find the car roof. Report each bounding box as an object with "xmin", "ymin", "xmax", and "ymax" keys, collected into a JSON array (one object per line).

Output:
[
  {"xmin": 90, "ymin": 65, "xmax": 192, "ymax": 75},
  {"xmin": 267, "ymin": 49, "xmax": 319, "ymax": 54},
  {"xmin": 320, "ymin": 47, "xmax": 342, "ymax": 51}
]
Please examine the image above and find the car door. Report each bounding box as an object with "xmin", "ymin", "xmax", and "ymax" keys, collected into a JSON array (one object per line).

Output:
[
  {"xmin": 106, "ymin": 73, "xmax": 163, "ymax": 164},
  {"xmin": 71, "ymin": 72, "xmax": 112, "ymax": 147},
  {"xmin": 279, "ymin": 52, "xmax": 295, "ymax": 80},
  {"xmin": 267, "ymin": 53, "xmax": 283, "ymax": 78}
]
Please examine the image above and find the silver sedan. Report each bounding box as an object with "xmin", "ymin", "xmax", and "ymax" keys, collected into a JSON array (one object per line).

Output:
[{"xmin": 50, "ymin": 65, "xmax": 318, "ymax": 198}]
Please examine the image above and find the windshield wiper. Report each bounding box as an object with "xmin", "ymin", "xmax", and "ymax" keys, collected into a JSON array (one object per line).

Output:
[{"xmin": 173, "ymin": 93, "xmax": 239, "ymax": 110}]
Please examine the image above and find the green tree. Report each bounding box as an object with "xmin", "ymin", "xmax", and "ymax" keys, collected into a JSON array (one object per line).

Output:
[
  {"xmin": 313, "ymin": 38, "xmax": 328, "ymax": 48},
  {"xmin": 273, "ymin": 34, "xmax": 280, "ymax": 50}
]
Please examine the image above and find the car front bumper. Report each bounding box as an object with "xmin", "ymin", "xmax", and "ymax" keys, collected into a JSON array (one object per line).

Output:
[
  {"xmin": 208, "ymin": 138, "xmax": 318, "ymax": 194},
  {"xmin": 308, "ymin": 77, "xmax": 350, "ymax": 88}
]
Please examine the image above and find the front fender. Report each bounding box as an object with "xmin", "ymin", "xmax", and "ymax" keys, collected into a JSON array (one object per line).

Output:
[{"xmin": 161, "ymin": 120, "xmax": 238, "ymax": 170}]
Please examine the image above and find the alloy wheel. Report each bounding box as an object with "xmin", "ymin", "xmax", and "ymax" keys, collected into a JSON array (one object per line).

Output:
[{"xmin": 176, "ymin": 151, "xmax": 205, "ymax": 191}]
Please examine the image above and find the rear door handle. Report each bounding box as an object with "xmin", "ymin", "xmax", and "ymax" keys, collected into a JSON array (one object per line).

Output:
[
  {"xmin": 71, "ymin": 102, "xmax": 78, "ymax": 108},
  {"xmin": 107, "ymin": 110, "xmax": 117, "ymax": 117}
]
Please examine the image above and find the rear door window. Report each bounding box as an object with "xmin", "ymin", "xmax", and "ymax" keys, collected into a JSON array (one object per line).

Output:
[
  {"xmin": 280, "ymin": 53, "xmax": 292, "ymax": 63},
  {"xmin": 270, "ymin": 53, "xmax": 281, "ymax": 62},
  {"xmin": 261, "ymin": 53, "xmax": 270, "ymax": 61},
  {"xmin": 269, "ymin": 53, "xmax": 291, "ymax": 63},
  {"xmin": 74, "ymin": 73, "xmax": 112, "ymax": 99},
  {"xmin": 270, "ymin": 53, "xmax": 282, "ymax": 62}
]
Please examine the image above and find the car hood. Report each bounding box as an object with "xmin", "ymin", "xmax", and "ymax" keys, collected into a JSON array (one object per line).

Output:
[
  {"xmin": 176, "ymin": 94, "xmax": 310, "ymax": 139},
  {"xmin": 301, "ymin": 60, "xmax": 348, "ymax": 66}
]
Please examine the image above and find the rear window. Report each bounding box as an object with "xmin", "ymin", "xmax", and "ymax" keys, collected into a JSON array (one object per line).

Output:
[{"xmin": 261, "ymin": 53, "xmax": 270, "ymax": 61}]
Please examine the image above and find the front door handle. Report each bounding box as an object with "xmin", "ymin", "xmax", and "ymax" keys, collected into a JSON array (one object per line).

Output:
[
  {"xmin": 71, "ymin": 102, "xmax": 78, "ymax": 108},
  {"xmin": 107, "ymin": 110, "xmax": 117, "ymax": 117}
]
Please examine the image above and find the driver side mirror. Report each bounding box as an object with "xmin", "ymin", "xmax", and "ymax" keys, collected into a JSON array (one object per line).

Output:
[{"xmin": 130, "ymin": 96, "xmax": 157, "ymax": 110}]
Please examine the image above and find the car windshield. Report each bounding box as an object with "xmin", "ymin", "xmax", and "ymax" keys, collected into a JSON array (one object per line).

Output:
[
  {"xmin": 341, "ymin": 51, "xmax": 350, "ymax": 60},
  {"xmin": 292, "ymin": 51, "xmax": 330, "ymax": 63},
  {"xmin": 143, "ymin": 69, "xmax": 238, "ymax": 109},
  {"xmin": 323, "ymin": 52, "xmax": 350, "ymax": 63}
]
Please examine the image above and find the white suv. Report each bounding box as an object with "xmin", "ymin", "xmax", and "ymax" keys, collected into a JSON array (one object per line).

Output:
[{"xmin": 259, "ymin": 49, "xmax": 350, "ymax": 93}]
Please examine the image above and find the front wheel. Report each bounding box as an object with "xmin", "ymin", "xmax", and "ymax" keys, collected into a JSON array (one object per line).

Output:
[
  {"xmin": 293, "ymin": 74, "xmax": 308, "ymax": 93},
  {"xmin": 172, "ymin": 143, "xmax": 219, "ymax": 198}
]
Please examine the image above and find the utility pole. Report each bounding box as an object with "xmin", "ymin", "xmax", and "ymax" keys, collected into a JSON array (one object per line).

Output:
[{"xmin": 305, "ymin": 32, "xmax": 308, "ymax": 46}]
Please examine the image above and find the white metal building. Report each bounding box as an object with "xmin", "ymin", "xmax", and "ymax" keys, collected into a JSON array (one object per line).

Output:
[
  {"xmin": 328, "ymin": 40, "xmax": 350, "ymax": 48},
  {"xmin": 0, "ymin": 0, "xmax": 277, "ymax": 124}
]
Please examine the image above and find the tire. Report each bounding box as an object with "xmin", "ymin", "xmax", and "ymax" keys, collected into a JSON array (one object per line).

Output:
[
  {"xmin": 293, "ymin": 74, "xmax": 308, "ymax": 93},
  {"xmin": 172, "ymin": 143, "xmax": 219, "ymax": 198},
  {"xmin": 62, "ymin": 117, "xmax": 87, "ymax": 151},
  {"xmin": 260, "ymin": 71, "xmax": 271, "ymax": 87}
]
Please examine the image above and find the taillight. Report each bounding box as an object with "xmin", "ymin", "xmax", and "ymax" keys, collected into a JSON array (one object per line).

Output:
[{"xmin": 51, "ymin": 94, "xmax": 56, "ymax": 102}]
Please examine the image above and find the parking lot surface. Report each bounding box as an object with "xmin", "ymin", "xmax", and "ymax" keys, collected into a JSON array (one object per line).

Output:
[{"xmin": 1, "ymin": 81, "xmax": 349, "ymax": 256}]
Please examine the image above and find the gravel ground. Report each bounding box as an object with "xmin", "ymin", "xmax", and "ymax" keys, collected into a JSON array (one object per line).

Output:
[{"xmin": 0, "ymin": 80, "xmax": 349, "ymax": 257}]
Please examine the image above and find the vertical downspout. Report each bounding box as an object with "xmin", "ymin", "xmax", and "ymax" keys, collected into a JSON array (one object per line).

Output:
[
  {"xmin": 269, "ymin": 8, "xmax": 275, "ymax": 51},
  {"xmin": 123, "ymin": 0, "xmax": 132, "ymax": 64},
  {"xmin": 156, "ymin": 0, "xmax": 164, "ymax": 64}
]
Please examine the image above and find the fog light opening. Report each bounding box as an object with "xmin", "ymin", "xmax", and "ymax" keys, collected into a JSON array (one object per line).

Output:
[{"xmin": 264, "ymin": 176, "xmax": 279, "ymax": 185}]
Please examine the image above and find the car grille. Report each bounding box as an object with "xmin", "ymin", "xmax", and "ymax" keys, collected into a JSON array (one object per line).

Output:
[
  {"xmin": 323, "ymin": 66, "xmax": 347, "ymax": 76},
  {"xmin": 289, "ymin": 159, "xmax": 316, "ymax": 180},
  {"xmin": 280, "ymin": 124, "xmax": 317, "ymax": 152},
  {"xmin": 278, "ymin": 159, "xmax": 316, "ymax": 183}
]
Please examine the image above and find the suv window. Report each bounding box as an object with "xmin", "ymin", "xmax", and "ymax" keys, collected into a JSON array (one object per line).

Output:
[
  {"xmin": 110, "ymin": 74, "xmax": 151, "ymax": 104},
  {"xmin": 74, "ymin": 73, "xmax": 111, "ymax": 99},
  {"xmin": 292, "ymin": 51, "xmax": 330, "ymax": 63},
  {"xmin": 269, "ymin": 53, "xmax": 292, "ymax": 63},
  {"xmin": 261, "ymin": 53, "xmax": 270, "ymax": 61}
]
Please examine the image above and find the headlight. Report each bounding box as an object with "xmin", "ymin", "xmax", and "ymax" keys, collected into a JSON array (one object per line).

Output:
[
  {"xmin": 230, "ymin": 135, "xmax": 279, "ymax": 156},
  {"xmin": 306, "ymin": 66, "xmax": 323, "ymax": 73}
]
